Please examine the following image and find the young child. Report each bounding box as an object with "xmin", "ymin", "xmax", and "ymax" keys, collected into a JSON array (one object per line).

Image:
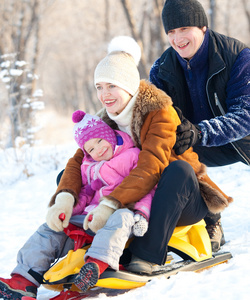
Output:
[
  {"xmin": 0, "ymin": 110, "xmax": 153, "ymax": 299},
  {"xmin": 69, "ymin": 110, "xmax": 154, "ymax": 292}
]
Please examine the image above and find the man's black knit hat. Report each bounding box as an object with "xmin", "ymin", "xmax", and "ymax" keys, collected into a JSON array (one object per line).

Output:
[{"xmin": 162, "ymin": 0, "xmax": 208, "ymax": 33}]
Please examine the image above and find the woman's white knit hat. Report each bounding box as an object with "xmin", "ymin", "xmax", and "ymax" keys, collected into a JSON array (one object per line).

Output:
[{"xmin": 94, "ymin": 36, "xmax": 141, "ymax": 96}]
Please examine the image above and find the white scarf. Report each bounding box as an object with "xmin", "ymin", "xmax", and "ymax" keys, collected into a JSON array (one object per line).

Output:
[{"xmin": 107, "ymin": 90, "xmax": 138, "ymax": 137}]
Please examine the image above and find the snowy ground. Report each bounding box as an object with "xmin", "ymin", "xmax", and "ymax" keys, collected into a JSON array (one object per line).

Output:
[{"xmin": 0, "ymin": 143, "xmax": 250, "ymax": 300}]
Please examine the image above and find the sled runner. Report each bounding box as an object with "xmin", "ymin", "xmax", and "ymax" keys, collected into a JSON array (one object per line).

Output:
[{"xmin": 41, "ymin": 214, "xmax": 232, "ymax": 300}]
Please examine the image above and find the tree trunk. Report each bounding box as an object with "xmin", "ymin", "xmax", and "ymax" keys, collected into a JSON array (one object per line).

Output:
[
  {"xmin": 120, "ymin": 0, "xmax": 148, "ymax": 78},
  {"xmin": 242, "ymin": 0, "xmax": 250, "ymax": 38},
  {"xmin": 209, "ymin": 0, "xmax": 216, "ymax": 30}
]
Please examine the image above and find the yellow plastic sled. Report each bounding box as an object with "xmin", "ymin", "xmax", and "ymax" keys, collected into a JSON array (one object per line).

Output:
[{"xmin": 43, "ymin": 219, "xmax": 231, "ymax": 298}]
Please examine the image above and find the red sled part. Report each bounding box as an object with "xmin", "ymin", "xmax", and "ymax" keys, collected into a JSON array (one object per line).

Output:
[
  {"xmin": 63, "ymin": 222, "xmax": 93, "ymax": 251},
  {"xmin": 22, "ymin": 290, "xmax": 88, "ymax": 300},
  {"xmin": 58, "ymin": 213, "xmax": 93, "ymax": 250},
  {"xmin": 49, "ymin": 290, "xmax": 88, "ymax": 300}
]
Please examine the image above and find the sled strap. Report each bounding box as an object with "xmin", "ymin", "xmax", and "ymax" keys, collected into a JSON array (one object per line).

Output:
[{"xmin": 28, "ymin": 268, "xmax": 44, "ymax": 284}]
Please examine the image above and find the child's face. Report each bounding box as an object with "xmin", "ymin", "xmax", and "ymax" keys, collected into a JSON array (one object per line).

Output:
[
  {"xmin": 95, "ymin": 82, "xmax": 132, "ymax": 115},
  {"xmin": 84, "ymin": 138, "xmax": 113, "ymax": 161},
  {"xmin": 167, "ymin": 26, "xmax": 206, "ymax": 60}
]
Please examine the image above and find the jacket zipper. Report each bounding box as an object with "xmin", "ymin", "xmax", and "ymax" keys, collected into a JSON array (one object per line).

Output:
[
  {"xmin": 214, "ymin": 93, "xmax": 226, "ymax": 115},
  {"xmin": 205, "ymin": 67, "xmax": 225, "ymax": 115},
  {"xmin": 186, "ymin": 61, "xmax": 192, "ymax": 79}
]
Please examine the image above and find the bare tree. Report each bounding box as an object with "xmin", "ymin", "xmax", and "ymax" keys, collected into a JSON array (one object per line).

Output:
[
  {"xmin": 145, "ymin": 0, "xmax": 167, "ymax": 64},
  {"xmin": 105, "ymin": 0, "xmax": 110, "ymax": 40},
  {"xmin": 0, "ymin": 0, "xmax": 245, "ymax": 149},
  {"xmin": 120, "ymin": 0, "xmax": 148, "ymax": 78},
  {"xmin": 118, "ymin": 0, "xmax": 168, "ymax": 78},
  {"xmin": 209, "ymin": 0, "xmax": 216, "ymax": 30},
  {"xmin": 242, "ymin": 0, "xmax": 250, "ymax": 36},
  {"xmin": 0, "ymin": 0, "xmax": 42, "ymax": 148}
]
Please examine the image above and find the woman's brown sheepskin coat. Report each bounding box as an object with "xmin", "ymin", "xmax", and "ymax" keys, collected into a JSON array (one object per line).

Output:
[{"xmin": 52, "ymin": 80, "xmax": 233, "ymax": 214}]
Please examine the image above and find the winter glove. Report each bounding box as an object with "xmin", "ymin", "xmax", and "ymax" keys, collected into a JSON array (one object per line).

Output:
[
  {"xmin": 132, "ymin": 212, "xmax": 149, "ymax": 237},
  {"xmin": 173, "ymin": 107, "xmax": 202, "ymax": 155},
  {"xmin": 83, "ymin": 198, "xmax": 119, "ymax": 233},
  {"xmin": 46, "ymin": 192, "xmax": 74, "ymax": 232}
]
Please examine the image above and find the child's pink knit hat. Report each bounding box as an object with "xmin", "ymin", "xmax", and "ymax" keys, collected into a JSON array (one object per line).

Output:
[{"xmin": 72, "ymin": 110, "xmax": 117, "ymax": 152}]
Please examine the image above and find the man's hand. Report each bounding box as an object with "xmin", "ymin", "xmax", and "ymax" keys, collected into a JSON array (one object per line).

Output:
[
  {"xmin": 83, "ymin": 198, "xmax": 119, "ymax": 233},
  {"xmin": 46, "ymin": 192, "xmax": 74, "ymax": 232},
  {"xmin": 174, "ymin": 107, "xmax": 202, "ymax": 155}
]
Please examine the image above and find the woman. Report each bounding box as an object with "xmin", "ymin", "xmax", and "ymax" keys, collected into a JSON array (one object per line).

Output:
[{"xmin": 52, "ymin": 36, "xmax": 232, "ymax": 275}]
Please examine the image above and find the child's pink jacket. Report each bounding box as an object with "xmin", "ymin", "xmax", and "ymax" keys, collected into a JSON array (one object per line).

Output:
[{"xmin": 72, "ymin": 130, "xmax": 154, "ymax": 219}]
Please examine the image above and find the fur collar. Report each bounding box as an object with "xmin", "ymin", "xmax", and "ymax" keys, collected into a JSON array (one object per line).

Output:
[{"xmin": 131, "ymin": 80, "xmax": 173, "ymax": 147}]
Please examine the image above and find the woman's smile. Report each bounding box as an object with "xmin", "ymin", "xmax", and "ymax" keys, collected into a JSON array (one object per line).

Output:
[{"xmin": 96, "ymin": 82, "xmax": 132, "ymax": 115}]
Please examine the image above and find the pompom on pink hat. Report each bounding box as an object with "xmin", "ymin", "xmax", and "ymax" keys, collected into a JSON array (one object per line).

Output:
[{"xmin": 72, "ymin": 110, "xmax": 117, "ymax": 154}]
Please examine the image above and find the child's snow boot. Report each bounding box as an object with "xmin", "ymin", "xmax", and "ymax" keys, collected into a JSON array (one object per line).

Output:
[
  {"xmin": 0, "ymin": 274, "xmax": 37, "ymax": 299},
  {"xmin": 74, "ymin": 257, "xmax": 108, "ymax": 292}
]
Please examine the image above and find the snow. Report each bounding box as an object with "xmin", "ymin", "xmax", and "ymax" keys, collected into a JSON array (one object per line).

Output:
[
  {"xmin": 0, "ymin": 143, "xmax": 250, "ymax": 300},
  {"xmin": 9, "ymin": 69, "xmax": 23, "ymax": 76}
]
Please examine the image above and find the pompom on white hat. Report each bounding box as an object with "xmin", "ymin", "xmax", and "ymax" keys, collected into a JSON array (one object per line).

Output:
[{"xmin": 94, "ymin": 36, "xmax": 141, "ymax": 96}]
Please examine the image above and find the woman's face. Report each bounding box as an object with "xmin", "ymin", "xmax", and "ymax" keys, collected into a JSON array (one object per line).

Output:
[
  {"xmin": 96, "ymin": 82, "xmax": 132, "ymax": 115},
  {"xmin": 84, "ymin": 138, "xmax": 113, "ymax": 162},
  {"xmin": 167, "ymin": 26, "xmax": 206, "ymax": 60}
]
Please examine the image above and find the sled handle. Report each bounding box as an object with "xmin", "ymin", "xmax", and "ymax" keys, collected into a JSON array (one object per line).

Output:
[
  {"xmin": 59, "ymin": 213, "xmax": 65, "ymax": 221},
  {"xmin": 59, "ymin": 212, "xmax": 93, "ymax": 221}
]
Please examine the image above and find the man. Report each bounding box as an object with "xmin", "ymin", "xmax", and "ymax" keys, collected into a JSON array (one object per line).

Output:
[{"xmin": 149, "ymin": 0, "xmax": 250, "ymax": 251}]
